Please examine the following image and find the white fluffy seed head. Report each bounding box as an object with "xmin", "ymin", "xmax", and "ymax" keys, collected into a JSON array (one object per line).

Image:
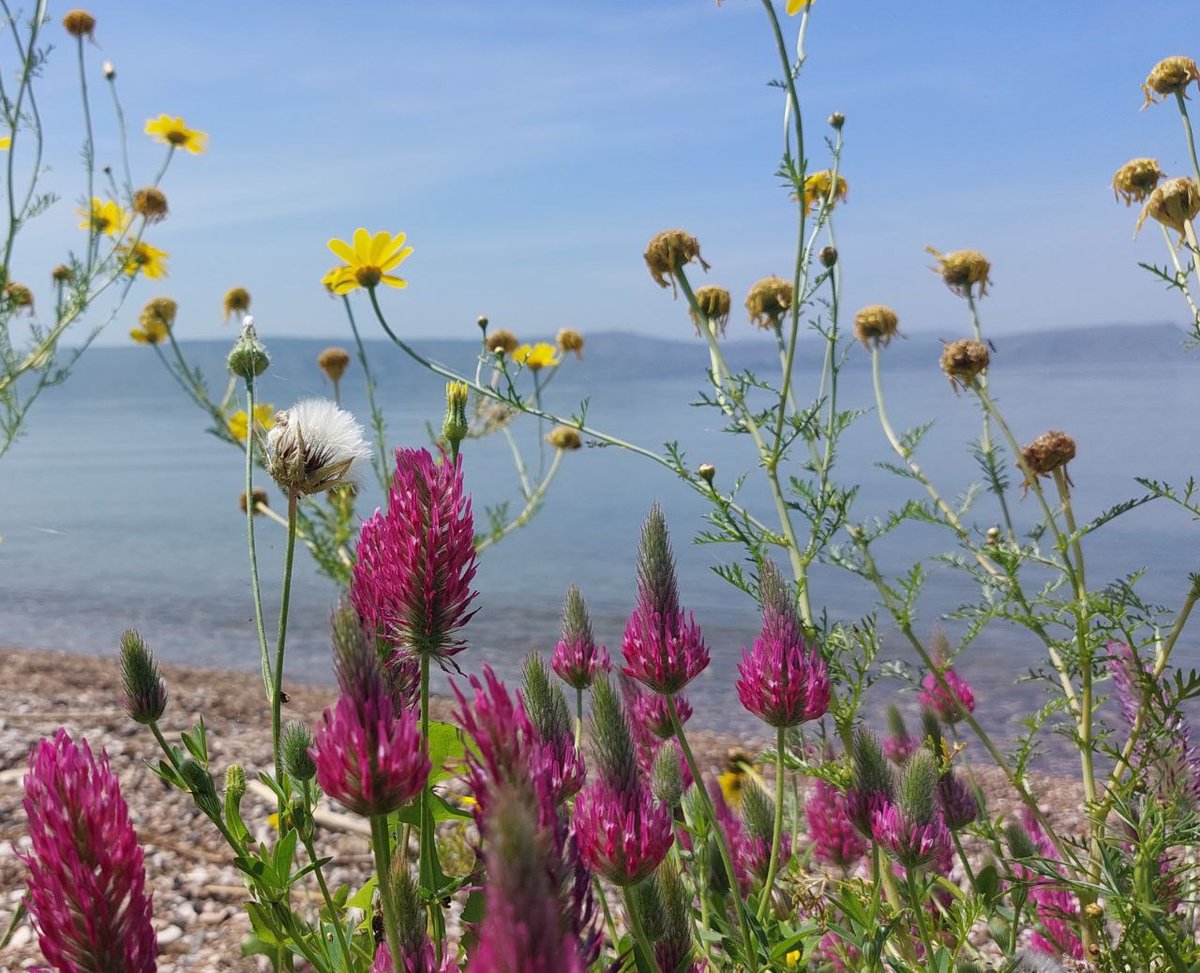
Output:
[{"xmin": 266, "ymin": 398, "xmax": 372, "ymax": 496}]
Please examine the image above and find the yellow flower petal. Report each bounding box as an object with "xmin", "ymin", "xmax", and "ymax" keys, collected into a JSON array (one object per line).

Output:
[
  {"xmin": 327, "ymin": 237, "xmax": 357, "ymax": 265},
  {"xmin": 0, "ymin": 136, "xmax": 10, "ymax": 151},
  {"xmin": 378, "ymin": 274, "xmax": 409, "ymax": 289},
  {"xmin": 379, "ymin": 246, "xmax": 414, "ymax": 272},
  {"xmin": 786, "ymin": 0, "xmax": 814, "ymax": 13}
]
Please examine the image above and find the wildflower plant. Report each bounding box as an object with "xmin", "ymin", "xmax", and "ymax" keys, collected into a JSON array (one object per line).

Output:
[
  {"xmin": 18, "ymin": 4, "xmax": 1200, "ymax": 973},
  {"xmin": 0, "ymin": 8, "xmax": 194, "ymax": 463}
]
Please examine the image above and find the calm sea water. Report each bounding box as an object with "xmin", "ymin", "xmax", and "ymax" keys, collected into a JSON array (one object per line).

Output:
[{"xmin": 3, "ymin": 326, "xmax": 1198, "ymax": 769}]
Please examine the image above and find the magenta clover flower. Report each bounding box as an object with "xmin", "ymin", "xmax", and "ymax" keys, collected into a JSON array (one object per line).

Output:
[
  {"xmin": 805, "ymin": 778, "xmax": 867, "ymax": 869},
  {"xmin": 311, "ymin": 677, "xmax": 430, "ymax": 817},
  {"xmin": 736, "ymin": 634, "xmax": 830, "ymax": 728},
  {"xmin": 621, "ymin": 608, "xmax": 710, "ymax": 696},
  {"xmin": 869, "ymin": 800, "xmax": 952, "ymax": 870},
  {"xmin": 918, "ymin": 666, "xmax": 975, "ymax": 724},
  {"xmin": 352, "ymin": 447, "xmax": 478, "ymax": 667},
  {"xmin": 21, "ymin": 728, "xmax": 157, "ymax": 973},
  {"xmin": 575, "ymin": 780, "xmax": 674, "ymax": 887}
]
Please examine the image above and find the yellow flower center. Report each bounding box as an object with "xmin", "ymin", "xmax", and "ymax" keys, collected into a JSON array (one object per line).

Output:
[{"xmin": 165, "ymin": 130, "xmax": 188, "ymax": 146}]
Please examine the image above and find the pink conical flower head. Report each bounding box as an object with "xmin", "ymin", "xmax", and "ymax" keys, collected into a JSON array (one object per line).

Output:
[
  {"xmin": 575, "ymin": 779, "xmax": 674, "ymax": 887},
  {"xmin": 351, "ymin": 447, "xmax": 478, "ymax": 666},
  {"xmin": 20, "ymin": 727, "xmax": 157, "ymax": 972},
  {"xmin": 551, "ymin": 585, "xmax": 611, "ymax": 690}
]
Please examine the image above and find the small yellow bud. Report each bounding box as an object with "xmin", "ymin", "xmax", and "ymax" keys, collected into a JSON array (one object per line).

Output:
[
  {"xmin": 644, "ymin": 229, "xmax": 709, "ymax": 295},
  {"xmin": 317, "ymin": 347, "xmax": 351, "ymax": 384},
  {"xmin": 140, "ymin": 296, "xmax": 177, "ymax": 330},
  {"xmin": 62, "ymin": 9, "xmax": 96, "ymax": 39},
  {"xmin": 828, "ymin": 112, "xmax": 845, "ymax": 130},
  {"xmin": 5, "ymin": 282, "xmax": 34, "ymax": 312},
  {"xmin": 697, "ymin": 463, "xmax": 716, "ymax": 485},
  {"xmin": 1141, "ymin": 56, "xmax": 1200, "ymax": 109},
  {"xmin": 556, "ymin": 327, "xmax": 585, "ymax": 358},
  {"xmin": 132, "ymin": 187, "xmax": 168, "ymax": 223},
  {"xmin": 443, "ymin": 380, "xmax": 470, "ymax": 450},
  {"xmin": 476, "ymin": 315, "xmax": 489, "ymax": 329},
  {"xmin": 1084, "ymin": 902, "xmax": 1104, "ymax": 919},
  {"xmin": 939, "ymin": 338, "xmax": 989, "ymax": 392},
  {"xmin": 51, "ymin": 264, "xmax": 74, "ymax": 284},
  {"xmin": 926, "ymin": 247, "xmax": 992, "ymax": 299},
  {"xmin": 819, "ymin": 246, "xmax": 838, "ymax": 268},
  {"xmin": 485, "ymin": 329, "xmax": 519, "ymax": 356},
  {"xmin": 853, "ymin": 305, "xmax": 900, "ymax": 349},
  {"xmin": 1112, "ymin": 158, "xmax": 1164, "ymax": 206},
  {"xmin": 745, "ymin": 276, "xmax": 793, "ymax": 330},
  {"xmin": 223, "ymin": 287, "xmax": 251, "ymax": 321},
  {"xmin": 546, "ymin": 426, "xmax": 582, "ymax": 450}
]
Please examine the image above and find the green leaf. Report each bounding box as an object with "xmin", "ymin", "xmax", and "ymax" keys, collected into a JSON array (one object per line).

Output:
[
  {"xmin": 346, "ymin": 877, "xmax": 378, "ymax": 928},
  {"xmin": 392, "ymin": 792, "xmax": 471, "ymax": 825},
  {"xmin": 426, "ymin": 720, "xmax": 467, "ymax": 784},
  {"xmin": 244, "ymin": 902, "xmax": 284, "ymax": 947}
]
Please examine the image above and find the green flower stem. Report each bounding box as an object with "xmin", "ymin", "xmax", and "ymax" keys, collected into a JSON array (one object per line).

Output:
[
  {"xmin": 370, "ymin": 814, "xmax": 404, "ymax": 972},
  {"xmin": 593, "ymin": 877, "xmax": 620, "ymax": 960},
  {"xmin": 676, "ymin": 266, "xmax": 813, "ymax": 625},
  {"xmin": 851, "ymin": 534, "xmax": 1076, "ymax": 867},
  {"xmin": 666, "ymin": 693, "xmax": 755, "ymax": 958},
  {"xmin": 104, "ymin": 71, "xmax": 134, "ymax": 194},
  {"xmin": 905, "ymin": 871, "xmax": 936, "ymax": 960},
  {"xmin": 871, "ymin": 845, "xmax": 918, "ymax": 965},
  {"xmin": 416, "ymin": 653, "xmax": 447, "ymax": 949},
  {"xmin": 244, "ymin": 379, "xmax": 273, "ymax": 704},
  {"xmin": 474, "ymin": 448, "xmax": 563, "ymax": 554},
  {"xmin": 302, "ymin": 830, "xmax": 352, "ymax": 971},
  {"xmin": 271, "ymin": 490, "xmax": 299, "ymax": 800},
  {"xmin": 152, "ymin": 144, "xmax": 175, "ymax": 187},
  {"xmin": 149, "ymin": 720, "xmax": 179, "ymax": 771},
  {"xmin": 949, "ymin": 828, "xmax": 976, "ymax": 887},
  {"xmin": 363, "ymin": 287, "xmax": 774, "ymax": 537},
  {"xmin": 772, "ymin": 326, "xmax": 801, "ymax": 418},
  {"xmin": 871, "ymin": 345, "xmax": 1003, "ymax": 581},
  {"xmin": 966, "ymin": 294, "xmax": 1016, "ymax": 542},
  {"xmin": 73, "ymin": 34, "xmax": 97, "ymax": 275},
  {"xmin": 755, "ymin": 725, "xmax": 788, "ymax": 921},
  {"xmin": 621, "ymin": 885, "xmax": 660, "ymax": 972},
  {"xmin": 1159, "ymin": 223, "xmax": 1200, "ymax": 332},
  {"xmin": 501, "ymin": 425, "xmax": 534, "ymax": 499},
  {"xmin": 1176, "ymin": 91, "xmax": 1200, "ymax": 189},
  {"xmin": 341, "ymin": 295, "xmax": 391, "ymax": 492}
]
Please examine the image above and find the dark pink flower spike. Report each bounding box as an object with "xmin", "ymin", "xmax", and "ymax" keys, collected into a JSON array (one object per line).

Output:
[
  {"xmin": 918, "ymin": 666, "xmax": 975, "ymax": 725},
  {"xmin": 311, "ymin": 681, "xmax": 430, "ymax": 817},
  {"xmin": 621, "ymin": 608, "xmax": 710, "ymax": 695},
  {"xmin": 869, "ymin": 801, "xmax": 953, "ymax": 871},
  {"xmin": 805, "ymin": 779, "xmax": 867, "ymax": 869},
  {"xmin": 551, "ymin": 585, "xmax": 612, "ymax": 690},
  {"xmin": 736, "ymin": 634, "xmax": 830, "ymax": 728},
  {"xmin": 21, "ymin": 727, "xmax": 157, "ymax": 972},
  {"xmin": 621, "ymin": 675, "xmax": 692, "ymax": 740},
  {"xmin": 352, "ymin": 448, "xmax": 478, "ymax": 667},
  {"xmin": 574, "ymin": 780, "xmax": 674, "ymax": 887}
]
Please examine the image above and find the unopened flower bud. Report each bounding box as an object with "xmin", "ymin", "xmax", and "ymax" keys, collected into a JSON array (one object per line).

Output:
[
  {"xmin": 697, "ymin": 463, "xmax": 716, "ymax": 485},
  {"xmin": 926, "ymin": 247, "xmax": 992, "ymax": 299},
  {"xmin": 853, "ymin": 304, "xmax": 900, "ymax": 348},
  {"xmin": 132, "ymin": 187, "xmax": 168, "ymax": 223},
  {"xmin": 224, "ymin": 764, "xmax": 246, "ymax": 806},
  {"xmin": 222, "ymin": 286, "xmax": 251, "ymax": 321},
  {"xmin": 477, "ymin": 315, "xmax": 489, "ymax": 330},
  {"xmin": 1004, "ymin": 822, "xmax": 1037, "ymax": 861},
  {"xmin": 5, "ymin": 282, "xmax": 34, "ymax": 312},
  {"xmin": 828, "ymin": 111, "xmax": 845, "ymax": 130},
  {"xmin": 986, "ymin": 525, "xmax": 1000, "ymax": 545},
  {"xmin": 819, "ymin": 245, "xmax": 838, "ymax": 268},
  {"xmin": 1112, "ymin": 158, "xmax": 1164, "ymax": 206},
  {"xmin": 227, "ymin": 316, "xmax": 270, "ymax": 380},
  {"xmin": 282, "ymin": 721, "xmax": 316, "ymax": 781},
  {"xmin": 940, "ymin": 338, "xmax": 989, "ymax": 392},
  {"xmin": 546, "ymin": 425, "xmax": 582, "ymax": 450},
  {"xmin": 745, "ymin": 276, "xmax": 793, "ymax": 330},
  {"xmin": 1141, "ymin": 56, "xmax": 1200, "ymax": 109},
  {"xmin": 485, "ymin": 328, "xmax": 519, "ymax": 355},
  {"xmin": 62, "ymin": 9, "xmax": 96, "ymax": 39},
  {"xmin": 119, "ymin": 629, "xmax": 167, "ymax": 725},
  {"xmin": 51, "ymin": 264, "xmax": 75, "ymax": 284},
  {"xmin": 443, "ymin": 380, "xmax": 470, "ymax": 450},
  {"xmin": 644, "ymin": 229, "xmax": 709, "ymax": 295},
  {"xmin": 102, "ymin": 60, "xmax": 115, "ymax": 80},
  {"xmin": 652, "ymin": 746, "xmax": 684, "ymax": 810},
  {"xmin": 317, "ymin": 346, "xmax": 351, "ymax": 383}
]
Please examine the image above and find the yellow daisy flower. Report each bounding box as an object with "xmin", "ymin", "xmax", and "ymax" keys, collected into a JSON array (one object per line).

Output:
[
  {"xmin": 803, "ymin": 170, "xmax": 847, "ymax": 215},
  {"xmin": 227, "ymin": 403, "xmax": 276, "ymax": 441},
  {"xmin": 78, "ymin": 197, "xmax": 129, "ymax": 237},
  {"xmin": 326, "ymin": 228, "xmax": 413, "ymax": 295},
  {"xmin": 0, "ymin": 136, "xmax": 10, "ymax": 150},
  {"xmin": 513, "ymin": 342, "xmax": 561, "ymax": 371},
  {"xmin": 130, "ymin": 318, "xmax": 169, "ymax": 345},
  {"xmin": 144, "ymin": 114, "xmax": 208, "ymax": 155},
  {"xmin": 116, "ymin": 241, "xmax": 169, "ymax": 279},
  {"xmin": 786, "ymin": 0, "xmax": 815, "ymax": 12}
]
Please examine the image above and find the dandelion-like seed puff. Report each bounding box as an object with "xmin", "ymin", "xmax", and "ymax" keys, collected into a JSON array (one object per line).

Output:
[{"xmin": 266, "ymin": 399, "xmax": 371, "ymax": 496}]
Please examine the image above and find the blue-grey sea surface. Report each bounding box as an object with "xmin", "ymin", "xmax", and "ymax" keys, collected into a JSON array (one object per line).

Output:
[{"xmin": 3, "ymin": 324, "xmax": 1197, "ymax": 771}]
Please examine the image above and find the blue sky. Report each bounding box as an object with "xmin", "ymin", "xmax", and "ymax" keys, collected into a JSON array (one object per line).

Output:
[{"xmin": 11, "ymin": 1, "xmax": 1199, "ymax": 345}]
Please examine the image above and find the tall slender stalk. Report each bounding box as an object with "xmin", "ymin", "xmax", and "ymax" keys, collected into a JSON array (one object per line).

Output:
[
  {"xmin": 756, "ymin": 724, "xmax": 787, "ymax": 921},
  {"xmin": 370, "ymin": 814, "xmax": 404, "ymax": 971},
  {"xmin": 271, "ymin": 490, "xmax": 299, "ymax": 796},
  {"xmin": 244, "ymin": 379, "xmax": 272, "ymax": 701}
]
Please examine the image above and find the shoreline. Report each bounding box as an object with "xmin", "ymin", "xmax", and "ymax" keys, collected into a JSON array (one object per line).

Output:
[{"xmin": 0, "ymin": 644, "xmax": 1087, "ymax": 969}]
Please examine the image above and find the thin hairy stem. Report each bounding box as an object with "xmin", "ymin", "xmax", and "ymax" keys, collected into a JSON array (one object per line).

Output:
[
  {"xmin": 244, "ymin": 379, "xmax": 273, "ymax": 703},
  {"xmin": 756, "ymin": 725, "xmax": 788, "ymax": 921},
  {"xmin": 271, "ymin": 490, "xmax": 299, "ymax": 799}
]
